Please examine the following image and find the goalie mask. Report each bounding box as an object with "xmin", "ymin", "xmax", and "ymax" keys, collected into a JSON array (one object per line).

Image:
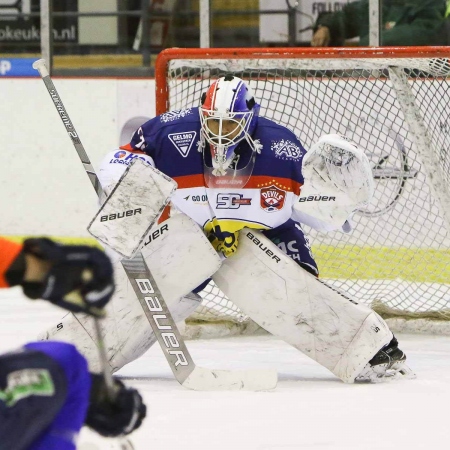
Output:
[{"xmin": 200, "ymin": 75, "xmax": 261, "ymax": 188}]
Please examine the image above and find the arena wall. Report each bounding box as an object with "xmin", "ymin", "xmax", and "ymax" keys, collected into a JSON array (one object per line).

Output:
[{"xmin": 0, "ymin": 78, "xmax": 155, "ymax": 238}]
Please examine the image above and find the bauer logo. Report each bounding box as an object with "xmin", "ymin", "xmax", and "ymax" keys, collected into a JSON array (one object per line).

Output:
[
  {"xmin": 298, "ymin": 196, "xmax": 336, "ymax": 202},
  {"xmin": 246, "ymin": 231, "xmax": 281, "ymax": 263},
  {"xmin": 143, "ymin": 223, "xmax": 169, "ymax": 247},
  {"xmin": 168, "ymin": 131, "xmax": 197, "ymax": 157},
  {"xmin": 136, "ymin": 278, "xmax": 189, "ymax": 367},
  {"xmin": 270, "ymin": 139, "xmax": 303, "ymax": 161},
  {"xmin": 260, "ymin": 186, "xmax": 286, "ymax": 212},
  {"xmin": 100, "ymin": 208, "xmax": 142, "ymax": 222}
]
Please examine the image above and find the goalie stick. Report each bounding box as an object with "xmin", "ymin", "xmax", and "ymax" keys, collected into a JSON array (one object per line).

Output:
[{"xmin": 32, "ymin": 59, "xmax": 277, "ymax": 391}]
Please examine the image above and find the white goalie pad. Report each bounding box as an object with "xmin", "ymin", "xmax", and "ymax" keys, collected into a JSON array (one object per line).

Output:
[
  {"xmin": 88, "ymin": 158, "xmax": 177, "ymax": 258},
  {"xmin": 139, "ymin": 212, "xmax": 221, "ymax": 300},
  {"xmin": 41, "ymin": 213, "xmax": 222, "ymax": 372},
  {"xmin": 294, "ymin": 134, "xmax": 374, "ymax": 230},
  {"xmin": 213, "ymin": 229, "xmax": 393, "ymax": 382}
]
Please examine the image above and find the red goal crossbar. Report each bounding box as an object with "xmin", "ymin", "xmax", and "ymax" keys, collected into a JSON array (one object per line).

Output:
[{"xmin": 155, "ymin": 46, "xmax": 450, "ymax": 114}]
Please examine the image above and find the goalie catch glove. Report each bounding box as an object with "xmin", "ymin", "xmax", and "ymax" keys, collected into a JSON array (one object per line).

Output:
[
  {"xmin": 295, "ymin": 134, "xmax": 374, "ymax": 231},
  {"xmin": 5, "ymin": 237, "xmax": 114, "ymax": 317},
  {"xmin": 85, "ymin": 374, "xmax": 147, "ymax": 437}
]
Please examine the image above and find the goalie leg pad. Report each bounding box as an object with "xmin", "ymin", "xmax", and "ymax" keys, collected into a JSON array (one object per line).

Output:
[
  {"xmin": 39, "ymin": 213, "xmax": 221, "ymax": 372},
  {"xmin": 38, "ymin": 291, "xmax": 202, "ymax": 373},
  {"xmin": 213, "ymin": 229, "xmax": 393, "ymax": 383}
]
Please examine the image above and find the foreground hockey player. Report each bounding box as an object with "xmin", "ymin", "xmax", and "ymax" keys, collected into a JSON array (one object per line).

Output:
[
  {"xmin": 0, "ymin": 237, "xmax": 146, "ymax": 450},
  {"xmin": 42, "ymin": 75, "xmax": 411, "ymax": 384}
]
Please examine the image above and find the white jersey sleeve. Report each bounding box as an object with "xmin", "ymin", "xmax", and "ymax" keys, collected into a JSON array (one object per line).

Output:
[{"xmin": 97, "ymin": 149, "xmax": 155, "ymax": 195}]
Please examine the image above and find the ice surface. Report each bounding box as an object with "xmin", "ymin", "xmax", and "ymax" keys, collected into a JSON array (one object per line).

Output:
[{"xmin": 1, "ymin": 288, "xmax": 450, "ymax": 450}]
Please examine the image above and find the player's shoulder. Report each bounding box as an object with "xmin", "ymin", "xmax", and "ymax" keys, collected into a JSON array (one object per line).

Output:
[
  {"xmin": 255, "ymin": 117, "xmax": 306, "ymax": 163},
  {"xmin": 142, "ymin": 107, "xmax": 200, "ymax": 136},
  {"xmin": 257, "ymin": 116, "xmax": 297, "ymax": 134},
  {"xmin": 158, "ymin": 107, "xmax": 200, "ymax": 126},
  {"xmin": 99, "ymin": 148, "xmax": 154, "ymax": 169},
  {"xmin": 255, "ymin": 117, "xmax": 302, "ymax": 144}
]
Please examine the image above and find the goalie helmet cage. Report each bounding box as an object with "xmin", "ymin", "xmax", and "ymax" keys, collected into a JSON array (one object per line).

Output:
[{"xmin": 155, "ymin": 46, "xmax": 450, "ymax": 335}]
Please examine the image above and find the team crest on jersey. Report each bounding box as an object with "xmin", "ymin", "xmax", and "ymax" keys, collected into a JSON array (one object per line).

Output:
[
  {"xmin": 160, "ymin": 108, "xmax": 194, "ymax": 123},
  {"xmin": 260, "ymin": 185, "xmax": 286, "ymax": 212},
  {"xmin": 271, "ymin": 139, "xmax": 303, "ymax": 161},
  {"xmin": 114, "ymin": 150, "xmax": 127, "ymax": 158},
  {"xmin": 168, "ymin": 131, "xmax": 197, "ymax": 157}
]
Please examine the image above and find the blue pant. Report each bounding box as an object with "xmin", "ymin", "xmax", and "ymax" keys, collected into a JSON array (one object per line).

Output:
[{"xmin": 263, "ymin": 219, "xmax": 318, "ymax": 276}]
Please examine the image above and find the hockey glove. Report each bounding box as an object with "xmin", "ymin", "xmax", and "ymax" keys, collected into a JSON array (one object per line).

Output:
[
  {"xmin": 85, "ymin": 374, "xmax": 146, "ymax": 437},
  {"xmin": 6, "ymin": 237, "xmax": 114, "ymax": 317}
]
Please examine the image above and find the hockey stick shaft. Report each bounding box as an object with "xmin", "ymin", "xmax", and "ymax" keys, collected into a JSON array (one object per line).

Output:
[
  {"xmin": 32, "ymin": 58, "xmax": 197, "ymax": 383},
  {"xmin": 32, "ymin": 61, "xmax": 102, "ymax": 198},
  {"xmin": 92, "ymin": 317, "xmax": 116, "ymax": 397}
]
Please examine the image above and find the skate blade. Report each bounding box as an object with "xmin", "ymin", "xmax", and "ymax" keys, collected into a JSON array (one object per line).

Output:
[{"xmin": 392, "ymin": 362, "xmax": 416, "ymax": 380}]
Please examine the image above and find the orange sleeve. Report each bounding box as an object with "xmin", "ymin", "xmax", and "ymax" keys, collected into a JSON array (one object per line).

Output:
[{"xmin": 0, "ymin": 237, "xmax": 23, "ymax": 288}]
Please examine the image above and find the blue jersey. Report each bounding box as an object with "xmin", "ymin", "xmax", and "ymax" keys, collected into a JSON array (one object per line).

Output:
[
  {"xmin": 102, "ymin": 108, "xmax": 307, "ymax": 257},
  {"xmin": 0, "ymin": 341, "xmax": 91, "ymax": 450}
]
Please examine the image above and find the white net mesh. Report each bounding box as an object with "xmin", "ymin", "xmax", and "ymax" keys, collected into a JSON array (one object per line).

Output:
[{"xmin": 158, "ymin": 50, "xmax": 450, "ymax": 328}]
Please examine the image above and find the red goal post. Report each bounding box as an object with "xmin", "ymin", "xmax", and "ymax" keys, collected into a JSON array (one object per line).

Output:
[{"xmin": 155, "ymin": 46, "xmax": 450, "ymax": 336}]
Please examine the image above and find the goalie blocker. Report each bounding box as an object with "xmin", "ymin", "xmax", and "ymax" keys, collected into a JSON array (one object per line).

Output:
[
  {"xmin": 213, "ymin": 228, "xmax": 414, "ymax": 382},
  {"xmin": 88, "ymin": 158, "xmax": 177, "ymax": 259}
]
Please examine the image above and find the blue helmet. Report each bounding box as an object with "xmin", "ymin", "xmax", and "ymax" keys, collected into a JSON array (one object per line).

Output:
[{"xmin": 200, "ymin": 75, "xmax": 260, "ymax": 175}]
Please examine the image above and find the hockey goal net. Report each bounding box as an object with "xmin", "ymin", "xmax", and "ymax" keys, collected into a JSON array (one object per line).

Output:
[{"xmin": 155, "ymin": 47, "xmax": 450, "ymax": 336}]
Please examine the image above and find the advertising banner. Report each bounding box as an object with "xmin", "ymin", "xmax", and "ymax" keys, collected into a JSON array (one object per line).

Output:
[{"xmin": 0, "ymin": 0, "xmax": 78, "ymax": 45}]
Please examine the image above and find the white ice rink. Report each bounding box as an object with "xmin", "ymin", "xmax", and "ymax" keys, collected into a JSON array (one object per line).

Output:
[{"xmin": 2, "ymin": 288, "xmax": 450, "ymax": 450}]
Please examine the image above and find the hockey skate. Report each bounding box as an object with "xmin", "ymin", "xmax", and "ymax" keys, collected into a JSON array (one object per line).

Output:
[{"xmin": 355, "ymin": 337, "xmax": 416, "ymax": 382}]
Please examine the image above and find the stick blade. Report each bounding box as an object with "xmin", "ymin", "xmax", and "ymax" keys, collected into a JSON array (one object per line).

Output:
[{"xmin": 182, "ymin": 367, "xmax": 278, "ymax": 391}]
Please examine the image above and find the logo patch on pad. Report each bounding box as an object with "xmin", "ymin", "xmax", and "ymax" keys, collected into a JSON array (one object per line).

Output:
[{"xmin": 168, "ymin": 131, "xmax": 197, "ymax": 157}]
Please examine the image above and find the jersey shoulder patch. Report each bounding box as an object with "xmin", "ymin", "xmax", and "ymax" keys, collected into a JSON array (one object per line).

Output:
[
  {"xmin": 159, "ymin": 108, "xmax": 196, "ymax": 124},
  {"xmin": 256, "ymin": 118, "xmax": 305, "ymax": 163}
]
